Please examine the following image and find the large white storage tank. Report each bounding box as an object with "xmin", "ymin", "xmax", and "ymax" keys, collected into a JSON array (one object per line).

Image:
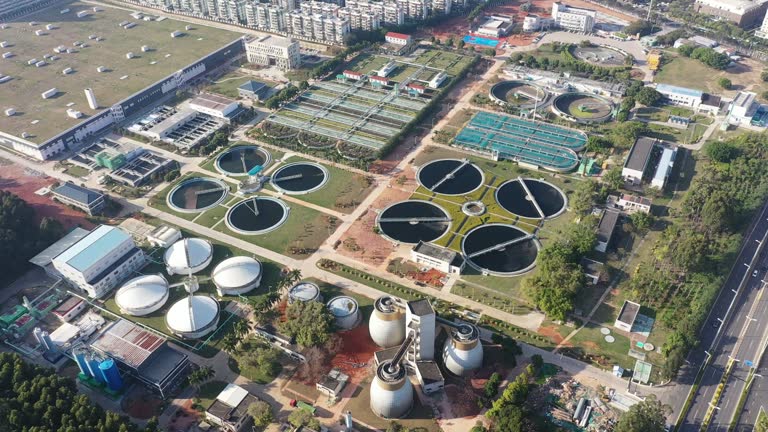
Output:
[
  {"xmin": 211, "ymin": 256, "xmax": 262, "ymax": 296},
  {"xmin": 165, "ymin": 295, "xmax": 220, "ymax": 338},
  {"xmin": 327, "ymin": 296, "xmax": 360, "ymax": 330},
  {"xmin": 442, "ymin": 324, "xmax": 484, "ymax": 376},
  {"xmin": 164, "ymin": 238, "xmax": 213, "ymax": 275},
  {"xmin": 370, "ymin": 360, "xmax": 413, "ymax": 419},
  {"xmin": 115, "ymin": 274, "xmax": 169, "ymax": 316},
  {"xmin": 369, "ymin": 296, "xmax": 405, "ymax": 348},
  {"xmin": 288, "ymin": 281, "xmax": 321, "ymax": 304}
]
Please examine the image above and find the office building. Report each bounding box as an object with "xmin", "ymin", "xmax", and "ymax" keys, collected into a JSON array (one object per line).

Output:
[
  {"xmin": 551, "ymin": 2, "xmax": 596, "ymax": 32},
  {"xmin": 245, "ymin": 35, "xmax": 301, "ymax": 70},
  {"xmin": 655, "ymin": 83, "xmax": 704, "ymax": 108}
]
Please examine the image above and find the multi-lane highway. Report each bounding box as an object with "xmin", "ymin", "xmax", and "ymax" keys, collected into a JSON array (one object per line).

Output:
[{"xmin": 678, "ymin": 201, "xmax": 768, "ymax": 431}]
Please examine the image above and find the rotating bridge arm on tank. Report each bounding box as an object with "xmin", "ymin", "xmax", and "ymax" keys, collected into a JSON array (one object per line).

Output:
[
  {"xmin": 246, "ymin": 198, "xmax": 260, "ymax": 217},
  {"xmin": 516, "ymin": 177, "xmax": 546, "ymax": 219},
  {"xmin": 467, "ymin": 234, "xmax": 535, "ymax": 259},
  {"xmin": 271, "ymin": 173, "xmax": 304, "ymax": 183},
  {"xmin": 427, "ymin": 159, "xmax": 470, "ymax": 192},
  {"xmin": 194, "ymin": 186, "xmax": 226, "ymax": 196},
  {"xmin": 377, "ymin": 216, "xmax": 451, "ymax": 223}
]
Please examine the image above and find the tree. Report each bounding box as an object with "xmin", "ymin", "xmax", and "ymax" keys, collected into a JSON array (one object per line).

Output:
[
  {"xmin": 279, "ymin": 299, "xmax": 334, "ymax": 347},
  {"xmin": 446, "ymin": 37, "xmax": 454, "ymax": 47},
  {"xmin": 718, "ymin": 77, "xmax": 732, "ymax": 89},
  {"xmin": 623, "ymin": 20, "xmax": 654, "ymax": 37},
  {"xmin": 570, "ymin": 180, "xmax": 596, "ymax": 215},
  {"xmin": 188, "ymin": 366, "xmax": 214, "ymax": 388},
  {"xmin": 288, "ymin": 409, "xmax": 320, "ymax": 430},
  {"xmin": 609, "ymin": 121, "xmax": 648, "ymax": 149},
  {"xmin": 762, "ymin": 71, "xmax": 768, "ymax": 82},
  {"xmin": 470, "ymin": 422, "xmax": 489, "ymax": 432},
  {"xmin": 247, "ymin": 400, "xmax": 274, "ymax": 427},
  {"xmin": 635, "ymin": 87, "xmax": 662, "ymax": 106},
  {"xmin": 615, "ymin": 395, "xmax": 670, "ymax": 432},
  {"xmin": 678, "ymin": 44, "xmax": 694, "ymax": 57},
  {"xmin": 486, "ymin": 370, "xmax": 531, "ymax": 432},
  {"xmin": 457, "ymin": 39, "xmax": 465, "ymax": 49},
  {"xmin": 630, "ymin": 211, "xmax": 654, "ymax": 232},
  {"xmin": 586, "ymin": 136, "xmax": 612, "ymax": 153},
  {"xmin": 484, "ymin": 48, "xmax": 497, "ymax": 57},
  {"xmin": 483, "ymin": 372, "xmax": 502, "ymax": 399},
  {"xmin": 603, "ymin": 166, "xmax": 624, "ymax": 191},
  {"xmin": 762, "ymin": 90, "xmax": 768, "ymax": 102},
  {"xmin": 705, "ymin": 141, "xmax": 738, "ymax": 163},
  {"xmin": 530, "ymin": 354, "xmax": 544, "ymax": 371},
  {"xmin": 247, "ymin": 347, "xmax": 281, "ymax": 378}
]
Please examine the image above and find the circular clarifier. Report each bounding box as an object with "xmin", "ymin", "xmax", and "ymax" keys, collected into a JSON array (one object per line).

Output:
[
  {"xmin": 416, "ymin": 159, "xmax": 484, "ymax": 196},
  {"xmin": 167, "ymin": 177, "xmax": 229, "ymax": 213},
  {"xmin": 495, "ymin": 178, "xmax": 567, "ymax": 220},
  {"xmin": 270, "ymin": 161, "xmax": 329, "ymax": 195},
  {"xmin": 225, "ymin": 196, "xmax": 289, "ymax": 235},
  {"xmin": 215, "ymin": 146, "xmax": 272, "ymax": 176},
  {"xmin": 462, "ymin": 224, "xmax": 540, "ymax": 276},
  {"xmin": 377, "ymin": 200, "xmax": 451, "ymax": 244}
]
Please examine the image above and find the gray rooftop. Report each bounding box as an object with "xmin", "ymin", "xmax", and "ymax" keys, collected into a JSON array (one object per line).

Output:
[
  {"xmin": 52, "ymin": 182, "xmax": 104, "ymax": 205},
  {"xmin": 407, "ymin": 299, "xmax": 434, "ymax": 317},
  {"xmin": 597, "ymin": 210, "xmax": 620, "ymax": 244},
  {"xmin": 624, "ymin": 137, "xmax": 656, "ymax": 172},
  {"xmin": 29, "ymin": 227, "xmax": 89, "ymax": 267},
  {"xmin": 416, "ymin": 360, "xmax": 444, "ymax": 384},
  {"xmin": 412, "ymin": 241, "xmax": 465, "ymax": 267},
  {"xmin": 617, "ymin": 300, "xmax": 640, "ymax": 326}
]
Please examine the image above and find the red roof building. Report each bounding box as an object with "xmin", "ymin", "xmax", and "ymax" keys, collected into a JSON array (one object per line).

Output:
[
  {"xmin": 385, "ymin": 32, "xmax": 413, "ymax": 45},
  {"xmin": 343, "ymin": 70, "xmax": 363, "ymax": 79}
]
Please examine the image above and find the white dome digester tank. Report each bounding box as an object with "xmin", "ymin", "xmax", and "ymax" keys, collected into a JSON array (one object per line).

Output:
[
  {"xmin": 114, "ymin": 274, "xmax": 170, "ymax": 316},
  {"xmin": 369, "ymin": 296, "xmax": 406, "ymax": 348},
  {"xmin": 442, "ymin": 323, "xmax": 484, "ymax": 376},
  {"xmin": 370, "ymin": 359, "xmax": 413, "ymax": 419}
]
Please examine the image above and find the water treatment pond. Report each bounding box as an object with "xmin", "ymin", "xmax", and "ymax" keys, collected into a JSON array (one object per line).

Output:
[
  {"xmin": 495, "ymin": 178, "xmax": 566, "ymax": 219},
  {"xmin": 226, "ymin": 197, "xmax": 289, "ymax": 235},
  {"xmin": 215, "ymin": 146, "xmax": 271, "ymax": 176},
  {"xmin": 417, "ymin": 159, "xmax": 484, "ymax": 195},
  {"xmin": 167, "ymin": 177, "xmax": 229, "ymax": 213},
  {"xmin": 377, "ymin": 200, "xmax": 451, "ymax": 244},
  {"xmin": 270, "ymin": 162, "xmax": 329, "ymax": 194},
  {"xmin": 462, "ymin": 224, "xmax": 539, "ymax": 276}
]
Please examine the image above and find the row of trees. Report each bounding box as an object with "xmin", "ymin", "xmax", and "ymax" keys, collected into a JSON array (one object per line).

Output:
[
  {"xmin": 508, "ymin": 44, "xmax": 632, "ymax": 83},
  {"xmin": 678, "ymin": 45, "xmax": 731, "ymax": 70},
  {"xmin": 0, "ymin": 191, "xmax": 65, "ymax": 287},
  {"xmin": 0, "ymin": 353, "xmax": 160, "ymax": 432}
]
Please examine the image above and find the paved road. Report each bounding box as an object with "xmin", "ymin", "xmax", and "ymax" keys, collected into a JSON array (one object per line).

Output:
[{"xmin": 677, "ymin": 200, "xmax": 768, "ymax": 431}]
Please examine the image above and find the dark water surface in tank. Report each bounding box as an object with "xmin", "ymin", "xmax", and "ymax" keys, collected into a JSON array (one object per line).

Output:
[
  {"xmin": 378, "ymin": 201, "xmax": 450, "ymax": 244},
  {"xmin": 169, "ymin": 178, "xmax": 227, "ymax": 211},
  {"xmin": 462, "ymin": 224, "xmax": 538, "ymax": 274},
  {"xmin": 271, "ymin": 163, "xmax": 326, "ymax": 193},
  {"xmin": 417, "ymin": 159, "xmax": 483, "ymax": 195},
  {"xmin": 227, "ymin": 198, "xmax": 287, "ymax": 233}
]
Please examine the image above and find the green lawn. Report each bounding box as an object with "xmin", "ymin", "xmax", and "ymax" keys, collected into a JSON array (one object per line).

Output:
[
  {"xmin": 566, "ymin": 322, "xmax": 635, "ymax": 370},
  {"xmin": 265, "ymin": 156, "xmax": 375, "ymax": 214},
  {"xmin": 206, "ymin": 71, "xmax": 274, "ymax": 99},
  {"xmin": 213, "ymin": 199, "xmax": 337, "ymax": 257},
  {"xmin": 655, "ymin": 53, "xmax": 746, "ymax": 94},
  {"xmin": 306, "ymin": 277, "xmax": 375, "ymax": 320},
  {"xmin": 193, "ymin": 205, "xmax": 229, "ymax": 228},
  {"xmin": 646, "ymin": 122, "xmax": 707, "ymax": 144},
  {"xmin": 197, "ymin": 381, "xmax": 228, "ymax": 410},
  {"xmin": 317, "ymin": 260, "xmax": 425, "ymax": 301},
  {"xmin": 63, "ymin": 165, "xmax": 92, "ymax": 178}
]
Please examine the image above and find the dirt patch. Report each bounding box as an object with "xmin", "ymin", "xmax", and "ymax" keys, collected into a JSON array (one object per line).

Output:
[
  {"xmin": 581, "ymin": 340, "xmax": 600, "ymax": 351},
  {"xmin": 329, "ymin": 324, "xmax": 379, "ymax": 386},
  {"xmin": 444, "ymin": 384, "xmax": 482, "ymax": 418},
  {"xmin": 538, "ymin": 325, "xmax": 567, "ymax": 345},
  {"xmin": 0, "ymin": 162, "xmax": 93, "ymax": 230},
  {"xmin": 122, "ymin": 387, "xmax": 164, "ymax": 420},
  {"xmin": 165, "ymin": 399, "xmax": 199, "ymax": 431}
]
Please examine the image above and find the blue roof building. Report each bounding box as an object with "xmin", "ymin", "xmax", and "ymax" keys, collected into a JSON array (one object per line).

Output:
[
  {"xmin": 51, "ymin": 182, "xmax": 105, "ymax": 215},
  {"xmin": 655, "ymin": 84, "xmax": 704, "ymax": 108},
  {"xmin": 52, "ymin": 225, "xmax": 145, "ymax": 298}
]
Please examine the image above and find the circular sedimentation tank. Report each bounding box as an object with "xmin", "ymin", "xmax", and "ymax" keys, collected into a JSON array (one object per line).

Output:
[
  {"xmin": 327, "ymin": 296, "xmax": 361, "ymax": 330},
  {"xmin": 215, "ymin": 146, "xmax": 271, "ymax": 176},
  {"xmin": 225, "ymin": 197, "xmax": 289, "ymax": 235},
  {"xmin": 495, "ymin": 178, "xmax": 567, "ymax": 220},
  {"xmin": 165, "ymin": 295, "xmax": 221, "ymax": 339},
  {"xmin": 167, "ymin": 177, "xmax": 229, "ymax": 213},
  {"xmin": 489, "ymin": 80, "xmax": 549, "ymax": 109},
  {"xmin": 376, "ymin": 200, "xmax": 451, "ymax": 244},
  {"xmin": 551, "ymin": 92, "xmax": 614, "ymax": 123},
  {"xmin": 571, "ymin": 45, "xmax": 628, "ymax": 67},
  {"xmin": 442, "ymin": 324, "xmax": 484, "ymax": 376},
  {"xmin": 416, "ymin": 159, "xmax": 484, "ymax": 196},
  {"xmin": 461, "ymin": 224, "xmax": 540, "ymax": 276},
  {"xmin": 115, "ymin": 274, "xmax": 169, "ymax": 316},
  {"xmin": 370, "ymin": 360, "xmax": 413, "ymax": 419},
  {"xmin": 369, "ymin": 296, "xmax": 406, "ymax": 348},
  {"xmin": 270, "ymin": 161, "xmax": 329, "ymax": 195}
]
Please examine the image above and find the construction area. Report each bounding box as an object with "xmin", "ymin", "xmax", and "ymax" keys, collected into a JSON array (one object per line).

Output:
[{"xmin": 454, "ymin": 111, "xmax": 586, "ymax": 172}]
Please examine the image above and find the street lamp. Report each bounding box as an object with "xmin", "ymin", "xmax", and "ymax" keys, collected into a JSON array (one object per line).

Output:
[{"xmin": 747, "ymin": 316, "xmax": 758, "ymax": 322}]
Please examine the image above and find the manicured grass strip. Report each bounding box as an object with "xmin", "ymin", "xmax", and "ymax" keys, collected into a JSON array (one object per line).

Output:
[{"xmin": 317, "ymin": 259, "xmax": 424, "ymax": 301}]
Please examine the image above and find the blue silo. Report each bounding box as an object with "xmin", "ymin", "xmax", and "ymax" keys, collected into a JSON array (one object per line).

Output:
[
  {"xmin": 75, "ymin": 352, "xmax": 91, "ymax": 378},
  {"xmin": 87, "ymin": 356, "xmax": 105, "ymax": 383},
  {"xmin": 98, "ymin": 359, "xmax": 123, "ymax": 392}
]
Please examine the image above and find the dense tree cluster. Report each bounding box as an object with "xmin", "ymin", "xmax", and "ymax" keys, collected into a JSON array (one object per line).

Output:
[
  {"xmin": 615, "ymin": 395, "xmax": 670, "ymax": 432},
  {"xmin": 0, "ymin": 191, "xmax": 64, "ymax": 286},
  {"xmin": 0, "ymin": 352, "xmax": 159, "ymax": 432},
  {"xmin": 623, "ymin": 20, "xmax": 655, "ymax": 37},
  {"xmin": 486, "ymin": 369, "xmax": 534, "ymax": 432},
  {"xmin": 635, "ymin": 87, "xmax": 663, "ymax": 107},
  {"xmin": 634, "ymin": 133, "xmax": 768, "ymax": 380},
  {"xmin": 279, "ymin": 300, "xmax": 335, "ymax": 347},
  {"xmin": 264, "ymin": 85, "xmax": 300, "ymax": 110},
  {"xmin": 678, "ymin": 45, "xmax": 730, "ymax": 70},
  {"xmin": 654, "ymin": 29, "xmax": 687, "ymax": 47},
  {"xmin": 525, "ymin": 216, "xmax": 597, "ymax": 320},
  {"xmin": 508, "ymin": 43, "xmax": 631, "ymax": 83}
]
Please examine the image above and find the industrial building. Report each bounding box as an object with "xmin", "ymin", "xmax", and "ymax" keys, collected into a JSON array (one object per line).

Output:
[
  {"xmin": 614, "ymin": 300, "xmax": 641, "ymax": 332},
  {"xmin": 551, "ymin": 2, "xmax": 596, "ymax": 33},
  {"xmin": 655, "ymin": 83, "xmax": 704, "ymax": 109},
  {"xmin": 189, "ymin": 93, "xmax": 242, "ymax": 120},
  {"xmin": 316, "ymin": 368, "xmax": 350, "ymax": 400},
  {"xmin": 46, "ymin": 225, "xmax": 146, "ymax": 298},
  {"xmin": 622, "ymin": 137, "xmax": 656, "ymax": 185},
  {"xmin": 410, "ymin": 241, "xmax": 465, "ymax": 274},
  {"xmin": 237, "ymin": 80, "xmax": 271, "ymax": 101},
  {"xmin": 477, "ymin": 16, "xmax": 515, "ymax": 37},
  {"xmin": 89, "ymin": 319, "xmax": 190, "ymax": 398},
  {"xmin": 617, "ymin": 194, "xmax": 652, "ymax": 215},
  {"xmin": 70, "ymin": 139, "xmax": 174, "ymax": 187},
  {"xmin": 146, "ymin": 225, "xmax": 182, "ymax": 248},
  {"xmin": 245, "ymin": 35, "xmax": 301, "ymax": 70},
  {"xmin": 206, "ymin": 384, "xmax": 261, "ymax": 432},
  {"xmin": 522, "ymin": 14, "xmax": 554, "ymax": 32},
  {"xmin": 51, "ymin": 182, "xmax": 106, "ymax": 216},
  {"xmin": 728, "ymin": 91, "xmax": 759, "ymax": 124},
  {"xmin": 52, "ymin": 296, "xmax": 87, "ymax": 322},
  {"xmin": 694, "ymin": 0, "xmax": 768, "ymax": 27},
  {"xmin": 134, "ymin": 106, "xmax": 226, "ymax": 150},
  {"xmin": 595, "ymin": 209, "xmax": 620, "ymax": 253},
  {"xmin": 211, "ymin": 256, "xmax": 262, "ymax": 296},
  {"xmin": 650, "ymin": 145, "xmax": 678, "ymax": 190},
  {"xmin": 368, "ymin": 296, "xmax": 485, "ymax": 418}
]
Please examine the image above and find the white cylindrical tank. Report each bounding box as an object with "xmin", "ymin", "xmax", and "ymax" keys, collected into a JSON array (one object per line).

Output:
[
  {"xmin": 165, "ymin": 295, "xmax": 220, "ymax": 338},
  {"xmin": 369, "ymin": 296, "xmax": 405, "ymax": 348},
  {"xmin": 327, "ymin": 296, "xmax": 360, "ymax": 330},
  {"xmin": 164, "ymin": 238, "xmax": 213, "ymax": 275},
  {"xmin": 288, "ymin": 281, "xmax": 321, "ymax": 304},
  {"xmin": 211, "ymin": 256, "xmax": 262, "ymax": 296},
  {"xmin": 370, "ymin": 361, "xmax": 413, "ymax": 419},
  {"xmin": 84, "ymin": 88, "xmax": 98, "ymax": 109},
  {"xmin": 115, "ymin": 274, "xmax": 169, "ymax": 316},
  {"xmin": 442, "ymin": 324, "xmax": 484, "ymax": 376}
]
